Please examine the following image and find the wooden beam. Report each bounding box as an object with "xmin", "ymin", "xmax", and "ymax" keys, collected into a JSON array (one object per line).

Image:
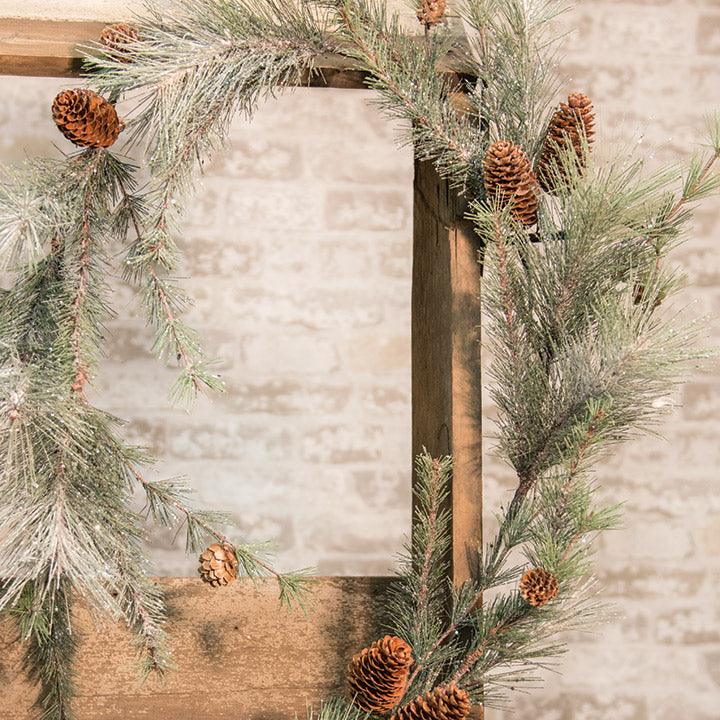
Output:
[
  {"xmin": 411, "ymin": 159, "xmax": 483, "ymax": 586},
  {"xmin": 0, "ymin": 576, "xmax": 390, "ymax": 719},
  {"xmin": 0, "ymin": 16, "xmax": 372, "ymax": 83},
  {"xmin": 0, "ymin": 18, "xmax": 104, "ymax": 76},
  {"xmin": 0, "ymin": 16, "xmax": 472, "ymax": 84}
]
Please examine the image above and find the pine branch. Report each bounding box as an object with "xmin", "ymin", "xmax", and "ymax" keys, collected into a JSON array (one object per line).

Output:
[
  {"xmin": 450, "ymin": 610, "xmax": 525, "ymax": 685},
  {"xmin": 0, "ymin": 165, "xmax": 53, "ymax": 271},
  {"xmin": 388, "ymin": 453, "xmax": 453, "ymax": 695},
  {"xmin": 111, "ymin": 558, "xmax": 172, "ymax": 676},
  {"xmin": 115, "ymin": 174, "xmax": 223, "ymax": 403},
  {"xmin": 21, "ymin": 580, "xmax": 77, "ymax": 720},
  {"xmin": 68, "ymin": 152, "xmax": 105, "ymax": 399},
  {"xmin": 491, "ymin": 212, "xmax": 523, "ymax": 366},
  {"xmin": 86, "ymin": 0, "xmax": 337, "ymax": 254},
  {"xmin": 305, "ymin": 697, "xmax": 370, "ymax": 720},
  {"xmin": 667, "ymin": 148, "xmax": 720, "ymax": 221},
  {"xmin": 413, "ymin": 458, "xmax": 444, "ymax": 634},
  {"xmin": 131, "ymin": 467, "xmax": 312, "ymax": 609},
  {"xmin": 330, "ymin": 0, "xmax": 478, "ymax": 186}
]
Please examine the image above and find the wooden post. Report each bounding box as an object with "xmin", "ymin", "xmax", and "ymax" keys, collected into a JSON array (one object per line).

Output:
[{"xmin": 411, "ymin": 159, "xmax": 483, "ymax": 586}]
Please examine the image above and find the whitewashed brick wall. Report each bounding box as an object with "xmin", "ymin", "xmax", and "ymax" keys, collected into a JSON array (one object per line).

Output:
[{"xmin": 1, "ymin": 0, "xmax": 719, "ymax": 716}]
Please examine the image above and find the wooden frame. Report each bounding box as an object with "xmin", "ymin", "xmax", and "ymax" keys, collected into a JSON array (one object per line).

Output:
[{"xmin": 0, "ymin": 14, "xmax": 483, "ymax": 720}]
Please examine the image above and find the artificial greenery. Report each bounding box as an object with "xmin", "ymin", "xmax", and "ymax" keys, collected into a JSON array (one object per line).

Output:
[
  {"xmin": 1, "ymin": 0, "xmax": 718, "ymax": 717},
  {"xmin": 0, "ymin": 28, "xmax": 312, "ymax": 720}
]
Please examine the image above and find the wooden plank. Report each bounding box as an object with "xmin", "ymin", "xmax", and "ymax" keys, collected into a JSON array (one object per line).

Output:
[
  {"xmin": 0, "ymin": 18, "xmax": 107, "ymax": 76},
  {"xmin": 0, "ymin": 15, "xmax": 472, "ymax": 82},
  {"xmin": 411, "ymin": 159, "xmax": 483, "ymax": 586},
  {"xmin": 0, "ymin": 576, "xmax": 391, "ymax": 719},
  {"xmin": 0, "ymin": 16, "xmax": 372, "ymax": 83}
]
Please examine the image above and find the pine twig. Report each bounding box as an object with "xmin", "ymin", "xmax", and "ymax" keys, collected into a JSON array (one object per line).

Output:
[
  {"xmin": 493, "ymin": 214, "xmax": 521, "ymax": 365},
  {"xmin": 130, "ymin": 467, "xmax": 304, "ymax": 601},
  {"xmin": 412, "ymin": 457, "xmax": 443, "ymax": 638},
  {"xmin": 667, "ymin": 149, "xmax": 720, "ymax": 221},
  {"xmin": 117, "ymin": 178, "xmax": 201, "ymax": 393},
  {"xmin": 21, "ymin": 580, "xmax": 77, "ymax": 720},
  {"xmin": 68, "ymin": 151, "xmax": 105, "ymax": 399},
  {"xmin": 333, "ymin": 0, "xmax": 474, "ymax": 175},
  {"xmin": 450, "ymin": 618, "xmax": 514, "ymax": 685}
]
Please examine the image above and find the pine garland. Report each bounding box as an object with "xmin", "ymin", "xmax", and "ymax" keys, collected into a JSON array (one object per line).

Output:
[{"xmin": 1, "ymin": 0, "xmax": 719, "ymax": 717}]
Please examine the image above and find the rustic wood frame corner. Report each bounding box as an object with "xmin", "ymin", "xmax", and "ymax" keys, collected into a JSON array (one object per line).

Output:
[{"xmin": 0, "ymin": 17, "xmax": 483, "ymax": 719}]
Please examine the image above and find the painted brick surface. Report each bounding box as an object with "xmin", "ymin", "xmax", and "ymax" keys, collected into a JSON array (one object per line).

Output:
[{"xmin": 1, "ymin": 0, "xmax": 719, "ymax": 715}]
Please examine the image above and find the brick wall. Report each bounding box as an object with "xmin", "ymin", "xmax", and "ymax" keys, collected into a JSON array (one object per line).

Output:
[{"xmin": 1, "ymin": 0, "xmax": 719, "ymax": 716}]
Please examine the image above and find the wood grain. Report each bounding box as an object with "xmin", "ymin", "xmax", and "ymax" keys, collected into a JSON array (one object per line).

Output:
[
  {"xmin": 0, "ymin": 16, "xmax": 472, "ymax": 83},
  {"xmin": 0, "ymin": 16, "xmax": 372, "ymax": 83},
  {"xmin": 411, "ymin": 160, "xmax": 483, "ymax": 586},
  {"xmin": 0, "ymin": 576, "xmax": 391, "ymax": 719}
]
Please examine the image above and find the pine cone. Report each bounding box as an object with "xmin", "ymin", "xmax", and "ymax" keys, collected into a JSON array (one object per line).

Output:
[
  {"xmin": 536, "ymin": 92, "xmax": 595, "ymax": 192},
  {"xmin": 391, "ymin": 684, "xmax": 471, "ymax": 720},
  {"xmin": 519, "ymin": 567, "xmax": 559, "ymax": 607},
  {"xmin": 100, "ymin": 23, "xmax": 139, "ymax": 59},
  {"xmin": 52, "ymin": 89, "xmax": 123, "ymax": 149},
  {"xmin": 483, "ymin": 140, "xmax": 539, "ymax": 227},
  {"xmin": 348, "ymin": 635, "xmax": 414, "ymax": 714},
  {"xmin": 417, "ymin": 0, "xmax": 446, "ymax": 28},
  {"xmin": 198, "ymin": 543, "xmax": 239, "ymax": 587}
]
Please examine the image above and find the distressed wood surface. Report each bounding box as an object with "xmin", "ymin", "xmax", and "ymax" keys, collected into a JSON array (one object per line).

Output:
[
  {"xmin": 0, "ymin": 11, "xmax": 471, "ymax": 81},
  {"xmin": 0, "ymin": 576, "xmax": 390, "ymax": 719},
  {"xmin": 411, "ymin": 160, "xmax": 483, "ymax": 586},
  {"xmin": 0, "ymin": 16, "xmax": 373, "ymax": 83}
]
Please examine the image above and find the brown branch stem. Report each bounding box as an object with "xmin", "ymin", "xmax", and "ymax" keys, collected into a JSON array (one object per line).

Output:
[
  {"xmin": 450, "ymin": 608, "xmax": 527, "ymax": 685},
  {"xmin": 507, "ymin": 392, "xmax": 605, "ymax": 518},
  {"xmin": 69, "ymin": 151, "xmax": 104, "ymax": 400}
]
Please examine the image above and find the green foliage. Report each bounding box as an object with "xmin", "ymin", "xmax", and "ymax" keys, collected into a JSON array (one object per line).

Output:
[
  {"xmin": 20, "ymin": 580, "xmax": 76, "ymax": 720},
  {"xmin": 327, "ymin": 0, "xmax": 479, "ymax": 187},
  {"xmin": 460, "ymin": 0, "xmax": 568, "ymax": 155},
  {"xmin": 384, "ymin": 453, "xmax": 456, "ymax": 695},
  {"xmin": 304, "ymin": 697, "xmax": 370, "ymax": 720}
]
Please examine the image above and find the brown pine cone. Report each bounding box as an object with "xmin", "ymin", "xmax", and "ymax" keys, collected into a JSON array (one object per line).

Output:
[
  {"xmin": 100, "ymin": 22, "xmax": 139, "ymax": 59},
  {"xmin": 348, "ymin": 635, "xmax": 414, "ymax": 714},
  {"xmin": 391, "ymin": 684, "xmax": 471, "ymax": 720},
  {"xmin": 536, "ymin": 92, "xmax": 595, "ymax": 192},
  {"xmin": 483, "ymin": 140, "xmax": 539, "ymax": 227},
  {"xmin": 519, "ymin": 567, "xmax": 559, "ymax": 607},
  {"xmin": 52, "ymin": 89, "xmax": 123, "ymax": 149},
  {"xmin": 417, "ymin": 0, "xmax": 446, "ymax": 28},
  {"xmin": 198, "ymin": 543, "xmax": 239, "ymax": 587}
]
